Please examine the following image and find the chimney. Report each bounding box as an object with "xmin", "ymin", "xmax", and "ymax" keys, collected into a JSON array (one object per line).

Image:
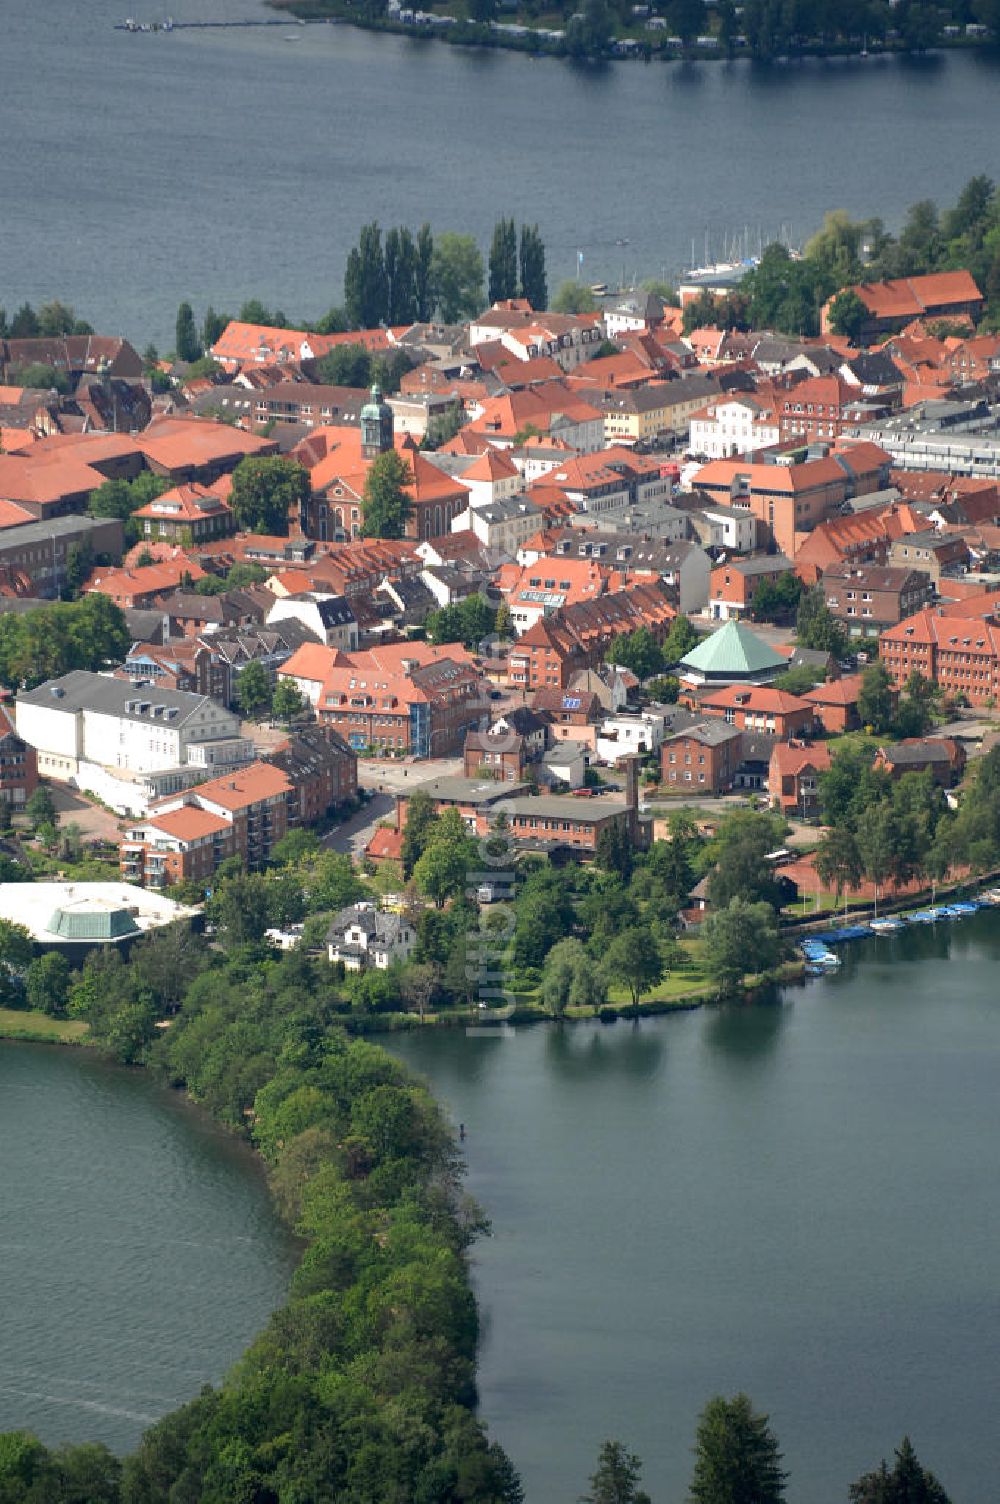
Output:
[{"xmin": 622, "ymin": 754, "xmax": 639, "ymax": 843}]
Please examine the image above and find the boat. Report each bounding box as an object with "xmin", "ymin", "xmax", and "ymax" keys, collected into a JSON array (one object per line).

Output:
[
  {"xmin": 590, "ymin": 283, "xmax": 609, "ymax": 296},
  {"xmin": 869, "ymin": 917, "xmax": 904, "ymax": 933}
]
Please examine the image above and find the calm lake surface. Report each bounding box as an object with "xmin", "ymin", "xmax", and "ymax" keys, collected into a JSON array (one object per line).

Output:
[
  {"xmin": 391, "ymin": 913, "xmax": 1000, "ymax": 1504},
  {"xmin": 0, "ymin": 1043, "xmax": 296, "ymax": 1454},
  {"xmin": 3, "ymin": 0, "xmax": 1000, "ymax": 347}
]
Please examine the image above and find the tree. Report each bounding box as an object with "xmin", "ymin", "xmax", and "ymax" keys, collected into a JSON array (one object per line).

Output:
[
  {"xmin": 850, "ymin": 1436, "xmax": 952, "ymax": 1504},
  {"xmin": 543, "ymin": 936, "xmax": 606, "ymax": 1015},
  {"xmin": 10, "ymin": 302, "xmax": 40, "ymax": 338},
  {"xmin": 236, "ymin": 659, "xmax": 272, "ymax": 717},
  {"xmin": 552, "ymin": 281, "xmax": 598, "ymax": 314},
  {"xmin": 706, "ymin": 809, "xmax": 786, "ymax": 911},
  {"xmin": 400, "ymin": 960, "xmax": 439, "ymax": 1021},
  {"xmin": 175, "ymin": 300, "xmax": 201, "ymax": 362},
  {"xmin": 596, "ymin": 822, "xmax": 634, "ymax": 882},
  {"xmin": 413, "ymin": 809, "xmax": 478, "ymax": 906},
  {"xmin": 748, "ymin": 572, "xmax": 802, "ymax": 623},
  {"xmin": 669, "ymin": 0, "xmax": 704, "ymax": 44},
  {"xmin": 519, "ymin": 223, "xmax": 547, "ymax": 310},
  {"xmin": 431, "ymin": 233, "xmax": 485, "ymax": 323},
  {"xmin": 272, "ymin": 680, "xmax": 303, "ymax": 721},
  {"xmin": 605, "ymin": 626, "xmax": 664, "ymax": 682},
  {"xmin": 344, "ymin": 221, "xmax": 389, "ymax": 329},
  {"xmin": 362, "ymin": 449, "xmax": 413, "ymax": 539},
  {"xmin": 489, "ymin": 217, "xmax": 519, "ymax": 304},
  {"xmin": 690, "ymin": 1393, "xmax": 787, "ymax": 1504},
  {"xmin": 858, "ymin": 659, "xmax": 896, "ymax": 734},
  {"xmin": 0, "ymin": 918, "xmax": 34, "ymax": 1003},
  {"xmin": 581, "ymin": 1439, "xmax": 651, "ymax": 1504},
  {"xmin": 796, "ymin": 586, "xmax": 848, "ymax": 658},
  {"xmin": 13, "ymin": 362, "xmax": 68, "ymax": 392},
  {"xmin": 385, "ymin": 225, "xmax": 418, "ymax": 325},
  {"xmin": 814, "ymin": 825, "xmax": 863, "ymax": 908},
  {"xmin": 893, "ymin": 670, "xmax": 939, "ymax": 739},
  {"xmin": 414, "ymin": 222, "xmax": 435, "ymax": 322},
  {"xmin": 566, "ymin": 0, "xmax": 615, "ymax": 55},
  {"xmin": 26, "ymin": 784, "xmax": 57, "ymax": 829},
  {"xmin": 702, "ymin": 899, "xmax": 781, "ymax": 993},
  {"xmin": 663, "ymin": 614, "xmax": 699, "ymax": 664},
  {"xmin": 740, "ymin": 243, "xmax": 833, "ymax": 337},
  {"xmin": 25, "ymin": 952, "xmax": 72, "ymax": 1016},
  {"xmin": 827, "ymin": 288, "xmax": 869, "ymax": 342},
  {"xmin": 202, "ymin": 305, "xmax": 229, "ymax": 349},
  {"xmin": 603, "ymin": 925, "xmax": 663, "ymax": 1015},
  {"xmin": 229, "ymin": 455, "xmax": 309, "ymax": 536}
]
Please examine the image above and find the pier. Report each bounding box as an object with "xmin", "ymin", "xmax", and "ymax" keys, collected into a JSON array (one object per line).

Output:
[{"xmin": 115, "ymin": 17, "xmax": 337, "ymax": 32}]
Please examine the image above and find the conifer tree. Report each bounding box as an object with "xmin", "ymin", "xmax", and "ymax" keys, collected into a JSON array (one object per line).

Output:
[
  {"xmin": 489, "ymin": 217, "xmax": 518, "ymax": 303},
  {"xmin": 519, "ymin": 223, "xmax": 548, "ymax": 310}
]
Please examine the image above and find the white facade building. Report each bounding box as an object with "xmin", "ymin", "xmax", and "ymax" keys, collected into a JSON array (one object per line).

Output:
[
  {"xmin": 688, "ymin": 397, "xmax": 780, "ymax": 460},
  {"xmin": 16, "ymin": 672, "xmax": 251, "ymax": 785}
]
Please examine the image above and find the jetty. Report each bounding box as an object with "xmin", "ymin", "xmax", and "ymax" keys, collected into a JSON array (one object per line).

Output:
[{"xmin": 116, "ymin": 17, "xmax": 336, "ymax": 32}]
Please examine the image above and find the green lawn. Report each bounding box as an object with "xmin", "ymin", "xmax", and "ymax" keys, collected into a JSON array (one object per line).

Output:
[{"xmin": 0, "ymin": 1008, "xmax": 89, "ymax": 1044}]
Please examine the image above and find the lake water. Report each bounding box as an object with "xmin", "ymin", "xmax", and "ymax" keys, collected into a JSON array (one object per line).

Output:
[
  {"xmin": 4, "ymin": 0, "xmax": 1000, "ymax": 347},
  {"xmin": 391, "ymin": 912, "xmax": 1000, "ymax": 1504},
  {"xmin": 0, "ymin": 1043, "xmax": 297, "ymax": 1454}
]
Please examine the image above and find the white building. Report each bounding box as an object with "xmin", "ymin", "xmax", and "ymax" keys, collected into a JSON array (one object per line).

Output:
[
  {"xmin": 266, "ymin": 594, "xmax": 358, "ymax": 651},
  {"xmin": 0, "ymin": 880, "xmax": 200, "ymax": 953},
  {"xmin": 688, "ymin": 396, "xmax": 780, "ymax": 460},
  {"xmin": 688, "ymin": 504, "xmax": 760, "ymax": 554},
  {"xmin": 15, "ymin": 672, "xmax": 251, "ymax": 789},
  {"xmin": 596, "ymin": 709, "xmax": 671, "ymax": 765},
  {"xmin": 326, "ymin": 901, "xmax": 416, "ymax": 971}
]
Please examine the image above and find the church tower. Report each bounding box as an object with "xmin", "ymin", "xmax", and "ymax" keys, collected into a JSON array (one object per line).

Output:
[{"xmin": 361, "ymin": 384, "xmax": 394, "ymax": 458}]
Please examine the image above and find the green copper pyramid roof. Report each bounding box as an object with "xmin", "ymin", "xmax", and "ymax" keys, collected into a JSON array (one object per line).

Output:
[
  {"xmin": 680, "ymin": 619, "xmax": 786, "ymax": 676},
  {"xmin": 46, "ymin": 906, "xmax": 140, "ymax": 941}
]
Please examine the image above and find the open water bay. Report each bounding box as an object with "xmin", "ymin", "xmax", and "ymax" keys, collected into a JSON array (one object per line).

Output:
[
  {"xmin": 3, "ymin": 0, "xmax": 1000, "ymax": 346},
  {"xmin": 391, "ymin": 912, "xmax": 1000, "ymax": 1504},
  {"xmin": 0, "ymin": 1043, "xmax": 297, "ymax": 1454}
]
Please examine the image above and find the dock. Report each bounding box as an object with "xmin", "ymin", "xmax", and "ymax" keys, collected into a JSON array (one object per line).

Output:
[{"xmin": 115, "ymin": 17, "xmax": 337, "ymax": 32}]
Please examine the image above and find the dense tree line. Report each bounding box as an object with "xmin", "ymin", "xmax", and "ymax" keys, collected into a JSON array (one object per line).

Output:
[
  {"xmin": 0, "ymin": 595, "xmax": 129, "ymax": 689},
  {"xmin": 0, "ymin": 912, "xmax": 523, "ymax": 1501}
]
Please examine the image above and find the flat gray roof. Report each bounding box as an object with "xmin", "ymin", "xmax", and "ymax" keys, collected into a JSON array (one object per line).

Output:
[
  {"xmin": 494, "ymin": 795, "xmax": 629, "ymax": 820},
  {"xmin": 0, "ymin": 515, "xmax": 120, "ymax": 549},
  {"xmin": 409, "ymin": 775, "xmax": 533, "ymax": 804}
]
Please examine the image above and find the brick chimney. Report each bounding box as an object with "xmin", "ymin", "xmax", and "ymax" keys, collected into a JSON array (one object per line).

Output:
[{"xmin": 622, "ymin": 754, "xmax": 640, "ymax": 844}]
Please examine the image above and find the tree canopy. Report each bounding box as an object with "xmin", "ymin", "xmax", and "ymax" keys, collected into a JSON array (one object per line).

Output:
[{"xmin": 229, "ymin": 455, "xmax": 309, "ymax": 536}]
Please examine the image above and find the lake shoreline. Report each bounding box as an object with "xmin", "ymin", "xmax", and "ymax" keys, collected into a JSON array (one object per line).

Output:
[{"xmin": 267, "ymin": 3, "xmax": 999, "ymax": 66}]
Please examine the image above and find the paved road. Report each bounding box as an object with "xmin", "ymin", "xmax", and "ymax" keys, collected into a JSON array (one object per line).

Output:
[{"xmin": 323, "ymin": 793, "xmax": 396, "ymax": 858}]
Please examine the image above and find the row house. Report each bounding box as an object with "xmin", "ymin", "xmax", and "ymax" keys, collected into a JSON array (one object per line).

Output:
[
  {"xmin": 84, "ymin": 558, "xmax": 208, "ymax": 609},
  {"xmin": 777, "ymin": 376, "xmax": 886, "ymax": 445},
  {"xmin": 887, "ymin": 529, "xmax": 969, "ymax": 585},
  {"xmin": 602, "ymin": 373, "xmax": 723, "ymax": 446},
  {"xmin": 508, "ymin": 580, "xmax": 675, "ymax": 692},
  {"xmin": 265, "ymin": 724, "xmax": 358, "ymax": 823},
  {"xmin": 463, "ymin": 729, "xmax": 527, "ymax": 782},
  {"xmin": 822, "ymin": 564, "xmax": 932, "ymax": 638},
  {"xmin": 209, "ymin": 319, "xmax": 391, "ymax": 373},
  {"xmin": 880, "ymin": 606, "xmax": 1000, "ymax": 706}
]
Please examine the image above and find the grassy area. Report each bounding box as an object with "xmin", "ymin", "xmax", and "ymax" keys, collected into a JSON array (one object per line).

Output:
[
  {"xmin": 783, "ymin": 892, "xmax": 841, "ymax": 919},
  {"xmin": 0, "ymin": 1007, "xmax": 89, "ymax": 1044}
]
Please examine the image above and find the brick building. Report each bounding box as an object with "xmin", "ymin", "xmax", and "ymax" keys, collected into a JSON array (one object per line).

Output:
[
  {"xmin": 880, "ymin": 606, "xmax": 1000, "ymax": 706},
  {"xmin": 822, "ymin": 564, "xmax": 932, "ymax": 638},
  {"xmin": 698, "ymin": 684, "xmax": 816, "ymax": 739},
  {"xmin": 661, "ymin": 721, "xmax": 745, "ymax": 795},
  {"xmin": 0, "ymin": 703, "xmax": 38, "ymax": 809}
]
